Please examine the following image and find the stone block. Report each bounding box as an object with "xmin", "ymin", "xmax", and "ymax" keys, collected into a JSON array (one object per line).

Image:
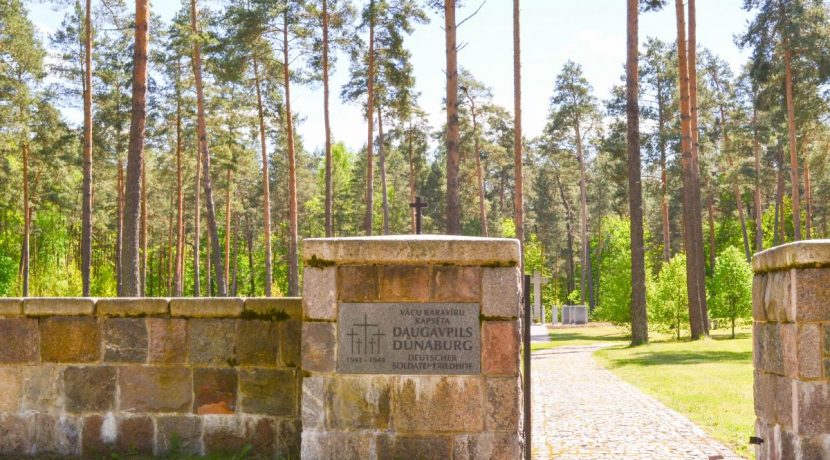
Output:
[
  {"xmin": 763, "ymin": 322, "xmax": 784, "ymax": 376},
  {"xmin": 103, "ymin": 318, "xmax": 147, "ymax": 363},
  {"xmin": 392, "ymin": 376, "xmax": 484, "ymax": 432},
  {"xmin": 236, "ymin": 319, "xmax": 278, "ymax": 366},
  {"xmin": 245, "ymin": 297, "xmax": 302, "ymax": 319},
  {"xmin": 483, "ymin": 320, "xmax": 520, "ymax": 375},
  {"xmin": 379, "ymin": 265, "xmax": 430, "ymax": 301},
  {"xmin": 326, "ymin": 376, "xmax": 391, "ymax": 430},
  {"xmin": 32, "ymin": 414, "xmax": 80, "ymax": 457},
  {"xmin": 156, "ymin": 416, "xmax": 203, "ymax": 456},
  {"xmin": 119, "ymin": 366, "xmax": 192, "ymax": 413},
  {"xmin": 304, "ymin": 236, "xmax": 520, "ymax": 267},
  {"xmin": 796, "ymin": 380, "xmax": 830, "ymax": 435},
  {"xmin": 114, "ymin": 416, "xmax": 155, "ymax": 455},
  {"xmin": 0, "ymin": 413, "xmax": 33, "ymax": 455},
  {"xmin": 300, "ymin": 431, "xmax": 374, "ymax": 459},
  {"xmin": 799, "ymin": 435, "xmax": 830, "ymax": 459},
  {"xmin": 239, "ymin": 368, "xmax": 296, "ymax": 416},
  {"xmin": 795, "ymin": 269, "xmax": 830, "ymax": 322},
  {"xmin": 433, "ymin": 266, "xmax": 481, "ymax": 302},
  {"xmin": 0, "ymin": 367, "xmax": 21, "ymax": 412},
  {"xmin": 22, "ymin": 366, "xmax": 63, "ymax": 412},
  {"xmin": 798, "ymin": 324, "xmax": 823, "ymax": 380},
  {"xmin": 194, "ymin": 368, "xmax": 237, "ymax": 415},
  {"xmin": 24, "ymin": 297, "xmax": 94, "ymax": 316},
  {"xmin": 0, "ymin": 318, "xmax": 38, "ymax": 363},
  {"xmin": 80, "ymin": 415, "xmax": 107, "ymax": 456},
  {"xmin": 276, "ymin": 419, "xmax": 301, "ymax": 459},
  {"xmin": 0, "ymin": 298, "xmax": 22, "ymax": 316},
  {"xmin": 302, "ymin": 376, "xmax": 326, "ymax": 429},
  {"xmin": 453, "ymin": 433, "xmax": 521, "ymax": 460},
  {"xmin": 303, "ymin": 267, "xmax": 337, "ymax": 320},
  {"xmin": 754, "ymin": 322, "xmax": 765, "ymax": 370},
  {"xmin": 188, "ymin": 319, "xmax": 236, "ymax": 366},
  {"xmin": 203, "ymin": 415, "xmax": 275, "ymax": 458},
  {"xmin": 40, "ymin": 317, "xmax": 100, "ymax": 363},
  {"xmin": 170, "ymin": 297, "xmax": 243, "ymax": 317},
  {"xmin": 279, "ymin": 318, "xmax": 302, "ymax": 367},
  {"xmin": 754, "ymin": 371, "xmax": 771, "ymax": 421},
  {"xmin": 147, "ymin": 318, "xmax": 187, "ymax": 364},
  {"xmin": 63, "ymin": 366, "xmax": 116, "ymax": 413},
  {"xmin": 377, "ymin": 434, "xmax": 452, "ymax": 459},
  {"xmin": 302, "ymin": 322, "xmax": 336, "ymax": 373},
  {"xmin": 773, "ymin": 375, "xmax": 793, "ymax": 429},
  {"xmin": 482, "ymin": 267, "xmax": 520, "ymax": 318},
  {"xmin": 781, "ymin": 323, "xmax": 798, "ymax": 378},
  {"xmin": 338, "ymin": 265, "xmax": 379, "ymax": 301},
  {"xmin": 765, "ymin": 271, "xmax": 793, "ymax": 322},
  {"xmin": 486, "ymin": 377, "xmax": 520, "ymax": 432},
  {"xmin": 753, "ymin": 274, "xmax": 767, "ymax": 321},
  {"xmin": 96, "ymin": 297, "xmax": 168, "ymax": 316}
]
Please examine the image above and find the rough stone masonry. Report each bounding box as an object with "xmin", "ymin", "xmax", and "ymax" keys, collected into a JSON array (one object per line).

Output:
[
  {"xmin": 0, "ymin": 297, "xmax": 302, "ymax": 457},
  {"xmin": 301, "ymin": 235, "xmax": 524, "ymax": 459},
  {"xmin": 752, "ymin": 240, "xmax": 830, "ymax": 459}
]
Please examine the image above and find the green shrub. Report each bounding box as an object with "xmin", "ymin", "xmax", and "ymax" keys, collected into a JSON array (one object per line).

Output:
[
  {"xmin": 708, "ymin": 246, "xmax": 752, "ymax": 338},
  {"xmin": 648, "ymin": 254, "xmax": 689, "ymax": 339}
]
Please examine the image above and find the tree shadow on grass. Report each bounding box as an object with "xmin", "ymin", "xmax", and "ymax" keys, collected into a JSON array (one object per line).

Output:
[
  {"xmin": 550, "ymin": 331, "xmax": 630, "ymax": 343},
  {"xmin": 601, "ymin": 349, "xmax": 752, "ymax": 369}
]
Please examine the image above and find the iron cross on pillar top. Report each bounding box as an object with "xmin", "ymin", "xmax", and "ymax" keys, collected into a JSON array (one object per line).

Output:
[{"xmin": 409, "ymin": 196, "xmax": 428, "ymax": 235}]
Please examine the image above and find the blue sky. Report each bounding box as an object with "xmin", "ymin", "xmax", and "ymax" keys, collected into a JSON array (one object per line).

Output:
[{"xmin": 27, "ymin": 0, "xmax": 752, "ymax": 154}]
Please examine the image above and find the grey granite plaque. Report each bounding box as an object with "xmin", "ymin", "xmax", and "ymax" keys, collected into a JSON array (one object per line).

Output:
[{"xmin": 337, "ymin": 303, "xmax": 480, "ymax": 375}]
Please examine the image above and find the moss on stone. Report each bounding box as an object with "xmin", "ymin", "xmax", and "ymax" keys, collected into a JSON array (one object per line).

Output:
[
  {"xmin": 306, "ymin": 255, "xmax": 336, "ymax": 268},
  {"xmin": 240, "ymin": 308, "xmax": 290, "ymax": 322}
]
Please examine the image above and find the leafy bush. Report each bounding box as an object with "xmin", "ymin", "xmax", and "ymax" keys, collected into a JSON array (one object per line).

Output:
[
  {"xmin": 593, "ymin": 216, "xmax": 638, "ymax": 327},
  {"xmin": 648, "ymin": 254, "xmax": 689, "ymax": 339},
  {"xmin": 708, "ymin": 246, "xmax": 752, "ymax": 338}
]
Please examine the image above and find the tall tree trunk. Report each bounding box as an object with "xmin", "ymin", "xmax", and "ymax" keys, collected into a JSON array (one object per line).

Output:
[
  {"xmin": 674, "ymin": 0, "xmax": 704, "ymax": 339},
  {"xmin": 556, "ymin": 173, "xmax": 576, "ymax": 295},
  {"xmin": 378, "ymin": 106, "xmax": 390, "ymax": 235},
  {"xmin": 627, "ymin": 0, "xmax": 648, "ymax": 346},
  {"xmin": 513, "ymin": 0, "xmax": 523, "ymax": 247},
  {"xmin": 365, "ymin": 0, "xmax": 376, "ymax": 235},
  {"xmin": 206, "ymin": 229, "xmax": 212, "ymax": 296},
  {"xmin": 714, "ymin": 93, "xmax": 751, "ymax": 262},
  {"xmin": 283, "ymin": 9, "xmax": 299, "ymax": 297},
  {"xmin": 116, "ymin": 159, "xmax": 124, "ymax": 296},
  {"xmin": 688, "ymin": 0, "xmax": 708, "ymax": 334},
  {"xmin": 408, "ymin": 122, "xmax": 416, "ymax": 233},
  {"xmin": 140, "ymin": 156, "xmax": 147, "ymax": 296},
  {"xmin": 753, "ymin": 105, "xmax": 764, "ymax": 251},
  {"xmin": 224, "ymin": 164, "xmax": 232, "ymax": 287},
  {"xmin": 22, "ymin": 141, "xmax": 30, "ymax": 297},
  {"xmin": 574, "ymin": 120, "xmax": 593, "ymax": 309},
  {"xmin": 658, "ymin": 80, "xmax": 670, "ymax": 262},
  {"xmin": 774, "ymin": 145, "xmax": 784, "ymax": 246},
  {"xmin": 471, "ymin": 100, "xmax": 488, "ymax": 236},
  {"xmin": 194, "ymin": 123, "xmax": 201, "ymax": 296},
  {"xmin": 783, "ymin": 39, "xmax": 801, "ymax": 240},
  {"xmin": 81, "ymin": 0, "xmax": 93, "ymax": 297},
  {"xmin": 231, "ymin": 213, "xmax": 238, "ymax": 296},
  {"xmin": 120, "ymin": 0, "xmax": 149, "ymax": 297},
  {"xmin": 253, "ymin": 57, "xmax": 272, "ymax": 296},
  {"xmin": 706, "ymin": 188, "xmax": 716, "ymax": 271},
  {"xmin": 173, "ymin": 60, "xmax": 184, "ymax": 296},
  {"xmin": 167, "ymin": 194, "xmax": 174, "ymax": 295},
  {"xmin": 445, "ymin": 0, "xmax": 460, "ymax": 234},
  {"xmin": 322, "ymin": 0, "xmax": 334, "ymax": 238},
  {"xmin": 191, "ymin": 0, "xmax": 226, "ymax": 296},
  {"xmin": 804, "ymin": 155, "xmax": 813, "ymax": 239}
]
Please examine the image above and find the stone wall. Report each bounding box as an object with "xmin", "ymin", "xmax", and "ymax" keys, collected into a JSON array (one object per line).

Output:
[
  {"xmin": 301, "ymin": 236, "xmax": 523, "ymax": 459},
  {"xmin": 0, "ymin": 297, "xmax": 302, "ymax": 458},
  {"xmin": 753, "ymin": 241, "xmax": 830, "ymax": 459}
]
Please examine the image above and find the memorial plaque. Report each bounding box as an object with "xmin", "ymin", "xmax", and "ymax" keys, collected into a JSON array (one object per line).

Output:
[{"xmin": 337, "ymin": 303, "xmax": 480, "ymax": 375}]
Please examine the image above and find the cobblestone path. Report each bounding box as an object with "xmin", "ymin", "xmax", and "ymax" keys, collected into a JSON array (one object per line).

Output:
[{"xmin": 530, "ymin": 339, "xmax": 744, "ymax": 459}]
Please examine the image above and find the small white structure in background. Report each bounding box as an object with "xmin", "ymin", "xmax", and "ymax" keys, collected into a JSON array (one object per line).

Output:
[
  {"xmin": 561, "ymin": 305, "xmax": 588, "ymax": 325},
  {"xmin": 549, "ymin": 305, "xmax": 559, "ymax": 324},
  {"xmin": 530, "ymin": 271, "xmax": 549, "ymax": 324}
]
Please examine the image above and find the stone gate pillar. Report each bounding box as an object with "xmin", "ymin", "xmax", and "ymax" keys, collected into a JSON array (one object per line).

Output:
[
  {"xmin": 753, "ymin": 241, "xmax": 830, "ymax": 459},
  {"xmin": 300, "ymin": 236, "xmax": 523, "ymax": 458}
]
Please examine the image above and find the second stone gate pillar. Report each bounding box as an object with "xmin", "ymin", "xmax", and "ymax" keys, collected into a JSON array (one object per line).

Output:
[{"xmin": 300, "ymin": 235, "xmax": 523, "ymax": 458}]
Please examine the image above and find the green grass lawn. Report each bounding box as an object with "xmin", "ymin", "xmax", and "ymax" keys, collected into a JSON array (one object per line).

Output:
[{"xmin": 534, "ymin": 323, "xmax": 755, "ymax": 458}]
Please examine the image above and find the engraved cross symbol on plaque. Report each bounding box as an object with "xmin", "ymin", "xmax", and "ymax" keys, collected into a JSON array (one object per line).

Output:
[
  {"xmin": 351, "ymin": 313, "xmax": 381, "ymax": 355},
  {"xmin": 531, "ymin": 270, "xmax": 549, "ymax": 324},
  {"xmin": 410, "ymin": 196, "xmax": 428, "ymax": 235}
]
